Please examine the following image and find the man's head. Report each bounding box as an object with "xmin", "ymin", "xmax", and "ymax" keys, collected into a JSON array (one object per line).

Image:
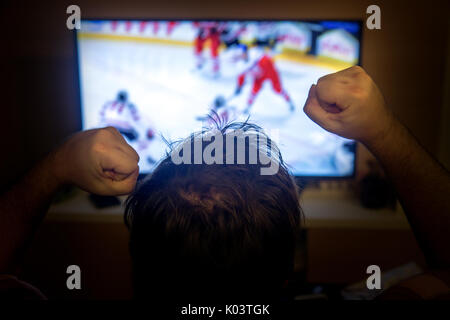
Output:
[{"xmin": 125, "ymin": 122, "xmax": 302, "ymax": 300}]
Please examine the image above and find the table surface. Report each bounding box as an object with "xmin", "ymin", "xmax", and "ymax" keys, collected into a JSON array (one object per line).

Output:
[{"xmin": 48, "ymin": 186, "xmax": 410, "ymax": 230}]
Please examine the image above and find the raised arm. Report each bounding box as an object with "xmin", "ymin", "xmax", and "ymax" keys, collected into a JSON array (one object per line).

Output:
[
  {"xmin": 303, "ymin": 66, "xmax": 450, "ymax": 268},
  {"xmin": 0, "ymin": 127, "xmax": 139, "ymax": 273}
]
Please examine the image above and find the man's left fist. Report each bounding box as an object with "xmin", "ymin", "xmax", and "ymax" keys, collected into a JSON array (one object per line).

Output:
[{"xmin": 52, "ymin": 127, "xmax": 140, "ymax": 196}]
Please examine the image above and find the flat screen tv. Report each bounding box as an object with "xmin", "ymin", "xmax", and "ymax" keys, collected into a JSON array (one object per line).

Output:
[{"xmin": 76, "ymin": 19, "xmax": 361, "ymax": 177}]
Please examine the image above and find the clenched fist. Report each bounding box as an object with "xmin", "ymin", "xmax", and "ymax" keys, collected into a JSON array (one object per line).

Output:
[
  {"xmin": 51, "ymin": 127, "xmax": 140, "ymax": 195},
  {"xmin": 303, "ymin": 66, "xmax": 396, "ymax": 147}
]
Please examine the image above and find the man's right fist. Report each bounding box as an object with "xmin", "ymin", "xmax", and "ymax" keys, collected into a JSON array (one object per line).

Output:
[
  {"xmin": 51, "ymin": 127, "xmax": 140, "ymax": 196},
  {"xmin": 303, "ymin": 66, "xmax": 396, "ymax": 146}
]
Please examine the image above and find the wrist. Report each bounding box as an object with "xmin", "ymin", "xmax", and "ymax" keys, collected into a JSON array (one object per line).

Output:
[
  {"xmin": 44, "ymin": 148, "xmax": 70, "ymax": 189},
  {"xmin": 362, "ymin": 112, "xmax": 399, "ymax": 152}
]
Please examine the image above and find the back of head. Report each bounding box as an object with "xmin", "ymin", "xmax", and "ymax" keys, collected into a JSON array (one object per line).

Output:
[{"xmin": 125, "ymin": 121, "xmax": 302, "ymax": 301}]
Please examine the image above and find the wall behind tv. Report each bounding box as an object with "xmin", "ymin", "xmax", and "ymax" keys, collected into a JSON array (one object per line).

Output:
[{"xmin": 1, "ymin": 0, "xmax": 449, "ymax": 189}]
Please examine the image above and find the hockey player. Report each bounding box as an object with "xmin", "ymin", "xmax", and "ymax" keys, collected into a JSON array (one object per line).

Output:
[
  {"xmin": 100, "ymin": 91, "xmax": 155, "ymax": 144},
  {"xmin": 193, "ymin": 21, "xmax": 222, "ymax": 74},
  {"xmin": 234, "ymin": 48, "xmax": 295, "ymax": 114},
  {"xmin": 220, "ymin": 22, "xmax": 247, "ymax": 50},
  {"xmin": 100, "ymin": 91, "xmax": 156, "ymax": 164},
  {"xmin": 196, "ymin": 95, "xmax": 238, "ymax": 126}
]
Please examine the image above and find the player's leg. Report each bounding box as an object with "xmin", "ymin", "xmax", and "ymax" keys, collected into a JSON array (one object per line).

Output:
[
  {"xmin": 244, "ymin": 78, "xmax": 263, "ymax": 113},
  {"xmin": 194, "ymin": 36, "xmax": 205, "ymax": 69},
  {"xmin": 270, "ymin": 73, "xmax": 295, "ymax": 112},
  {"xmin": 210, "ymin": 33, "xmax": 221, "ymax": 74}
]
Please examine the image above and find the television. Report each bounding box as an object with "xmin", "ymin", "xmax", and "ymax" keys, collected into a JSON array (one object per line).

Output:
[{"xmin": 76, "ymin": 19, "xmax": 361, "ymax": 177}]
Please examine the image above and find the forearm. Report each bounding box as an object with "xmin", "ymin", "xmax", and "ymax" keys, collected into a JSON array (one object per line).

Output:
[
  {"xmin": 365, "ymin": 119, "xmax": 450, "ymax": 267},
  {"xmin": 0, "ymin": 127, "xmax": 139, "ymax": 273},
  {"xmin": 0, "ymin": 152, "xmax": 62, "ymax": 273}
]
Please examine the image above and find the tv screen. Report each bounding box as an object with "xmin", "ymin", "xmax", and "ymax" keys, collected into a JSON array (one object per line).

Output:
[{"xmin": 76, "ymin": 19, "xmax": 361, "ymax": 177}]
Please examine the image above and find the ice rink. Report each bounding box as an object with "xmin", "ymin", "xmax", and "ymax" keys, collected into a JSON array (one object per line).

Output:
[{"xmin": 78, "ymin": 37, "xmax": 355, "ymax": 176}]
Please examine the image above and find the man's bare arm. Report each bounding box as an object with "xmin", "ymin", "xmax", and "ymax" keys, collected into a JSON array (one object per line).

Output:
[
  {"xmin": 0, "ymin": 154, "xmax": 61, "ymax": 273},
  {"xmin": 367, "ymin": 118, "xmax": 450, "ymax": 267},
  {"xmin": 303, "ymin": 66, "xmax": 450, "ymax": 267},
  {"xmin": 0, "ymin": 127, "xmax": 140, "ymax": 273}
]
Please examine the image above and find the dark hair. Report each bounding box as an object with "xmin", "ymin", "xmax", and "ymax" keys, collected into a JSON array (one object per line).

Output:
[{"xmin": 124, "ymin": 121, "xmax": 302, "ymax": 300}]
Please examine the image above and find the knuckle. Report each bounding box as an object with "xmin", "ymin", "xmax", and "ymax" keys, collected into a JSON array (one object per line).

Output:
[
  {"xmin": 315, "ymin": 80, "xmax": 326, "ymax": 92},
  {"xmin": 96, "ymin": 127, "xmax": 111, "ymax": 138},
  {"xmin": 317, "ymin": 73, "xmax": 332, "ymax": 84},
  {"xmin": 104, "ymin": 126, "xmax": 118, "ymax": 133},
  {"xmin": 91, "ymin": 139, "xmax": 108, "ymax": 155},
  {"xmin": 318, "ymin": 70, "xmax": 337, "ymax": 83},
  {"xmin": 91, "ymin": 145, "xmax": 106, "ymax": 159},
  {"xmin": 317, "ymin": 75, "xmax": 325, "ymax": 83},
  {"xmin": 102, "ymin": 126, "xmax": 119, "ymax": 137},
  {"xmin": 94, "ymin": 127, "xmax": 118, "ymax": 142},
  {"xmin": 350, "ymin": 65, "xmax": 364, "ymax": 74},
  {"xmin": 351, "ymin": 66, "xmax": 369, "ymax": 79},
  {"xmin": 351, "ymin": 87, "xmax": 369, "ymax": 101}
]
